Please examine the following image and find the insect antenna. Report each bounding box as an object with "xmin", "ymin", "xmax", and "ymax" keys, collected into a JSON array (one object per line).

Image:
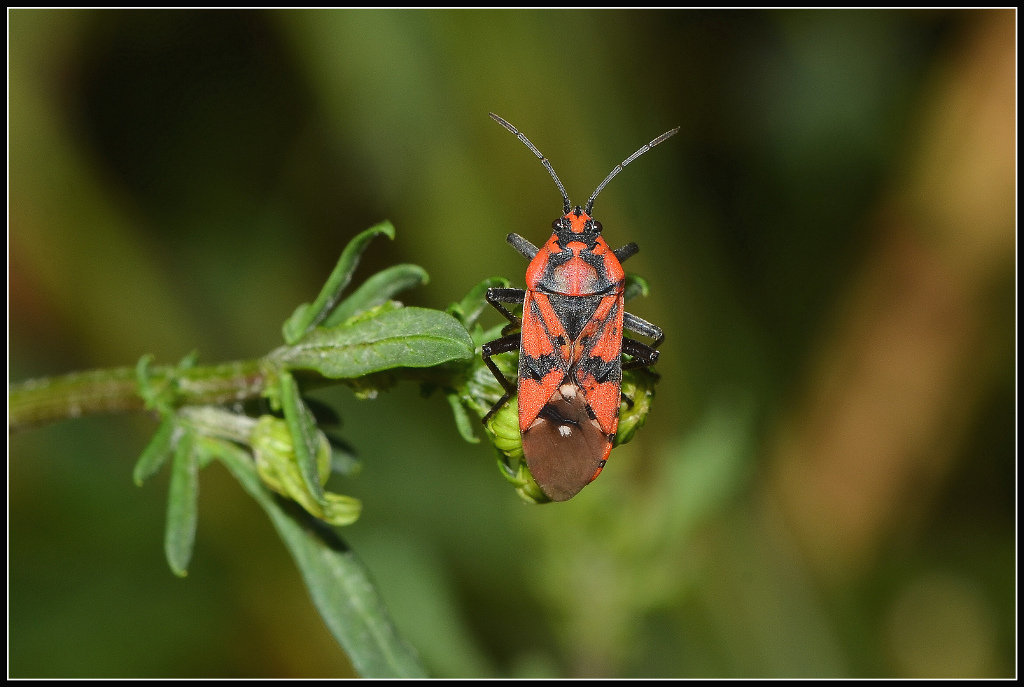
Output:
[
  {"xmin": 490, "ymin": 113, "xmax": 572, "ymax": 215},
  {"xmin": 584, "ymin": 126, "xmax": 680, "ymax": 216}
]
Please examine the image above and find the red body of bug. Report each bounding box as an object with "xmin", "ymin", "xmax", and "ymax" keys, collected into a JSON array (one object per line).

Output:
[{"xmin": 483, "ymin": 114, "xmax": 675, "ymax": 501}]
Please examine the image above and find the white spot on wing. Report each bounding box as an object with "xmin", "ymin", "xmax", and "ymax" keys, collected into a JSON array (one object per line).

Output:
[{"xmin": 558, "ymin": 425, "xmax": 572, "ymax": 437}]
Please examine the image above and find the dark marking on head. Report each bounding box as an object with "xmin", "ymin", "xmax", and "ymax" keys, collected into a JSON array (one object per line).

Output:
[{"xmin": 554, "ymin": 226, "xmax": 600, "ymax": 251}]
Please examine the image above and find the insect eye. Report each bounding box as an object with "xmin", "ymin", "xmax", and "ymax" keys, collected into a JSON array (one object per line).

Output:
[
  {"xmin": 591, "ymin": 220, "xmax": 603, "ymax": 233},
  {"xmin": 552, "ymin": 218, "xmax": 567, "ymax": 231}
]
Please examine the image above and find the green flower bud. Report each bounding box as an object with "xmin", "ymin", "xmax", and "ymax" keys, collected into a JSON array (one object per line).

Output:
[
  {"xmin": 320, "ymin": 492, "xmax": 362, "ymax": 527},
  {"xmin": 614, "ymin": 365, "xmax": 659, "ymax": 447},
  {"xmin": 484, "ymin": 396, "xmax": 550, "ymax": 505},
  {"xmin": 251, "ymin": 415, "xmax": 361, "ymax": 526}
]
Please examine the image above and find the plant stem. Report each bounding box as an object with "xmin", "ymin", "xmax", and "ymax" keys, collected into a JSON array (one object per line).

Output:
[{"xmin": 9, "ymin": 359, "xmax": 267, "ymax": 432}]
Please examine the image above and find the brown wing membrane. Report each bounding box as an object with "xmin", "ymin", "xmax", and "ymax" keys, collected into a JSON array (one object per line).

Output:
[{"xmin": 522, "ymin": 383, "xmax": 612, "ymax": 502}]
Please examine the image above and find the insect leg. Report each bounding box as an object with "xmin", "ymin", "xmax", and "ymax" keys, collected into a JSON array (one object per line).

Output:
[
  {"xmin": 486, "ymin": 287, "xmax": 526, "ymax": 334},
  {"xmin": 507, "ymin": 233, "xmax": 539, "ymax": 260},
  {"xmin": 481, "ymin": 333, "xmax": 521, "ymax": 424},
  {"xmin": 613, "ymin": 242, "xmax": 639, "ymax": 263},
  {"xmin": 623, "ymin": 311, "xmax": 664, "ymax": 349},
  {"xmin": 619, "ymin": 312, "xmax": 663, "ymax": 401},
  {"xmin": 621, "ymin": 336, "xmax": 660, "ymax": 370}
]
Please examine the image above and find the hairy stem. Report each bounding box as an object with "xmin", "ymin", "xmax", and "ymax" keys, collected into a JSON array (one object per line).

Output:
[{"xmin": 9, "ymin": 359, "xmax": 267, "ymax": 432}]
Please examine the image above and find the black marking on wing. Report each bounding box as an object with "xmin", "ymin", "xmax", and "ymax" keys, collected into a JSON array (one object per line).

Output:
[
  {"xmin": 578, "ymin": 298, "xmax": 621, "ymax": 357},
  {"xmin": 577, "ymin": 355, "xmax": 621, "ymax": 384},
  {"xmin": 538, "ymin": 403, "xmax": 580, "ymax": 426},
  {"xmin": 520, "ymin": 352, "xmax": 562, "ymax": 381}
]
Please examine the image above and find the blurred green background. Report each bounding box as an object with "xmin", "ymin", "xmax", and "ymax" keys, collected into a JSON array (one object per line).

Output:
[{"xmin": 8, "ymin": 9, "xmax": 1015, "ymax": 678}]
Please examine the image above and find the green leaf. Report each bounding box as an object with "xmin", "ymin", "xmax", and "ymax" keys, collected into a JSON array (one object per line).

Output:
[
  {"xmin": 323, "ymin": 264, "xmax": 430, "ymax": 328},
  {"xmin": 274, "ymin": 307, "xmax": 474, "ymax": 379},
  {"xmin": 334, "ymin": 300, "xmax": 404, "ymax": 328},
  {"xmin": 176, "ymin": 349, "xmax": 200, "ymax": 372},
  {"xmin": 208, "ymin": 437, "xmax": 427, "ymax": 678},
  {"xmin": 446, "ymin": 276, "xmax": 510, "ymax": 329},
  {"xmin": 134, "ymin": 416, "xmax": 178, "ymax": 486},
  {"xmin": 283, "ymin": 220, "xmax": 396, "ymax": 344},
  {"xmin": 165, "ymin": 428, "xmax": 198, "ymax": 577},
  {"xmin": 446, "ymin": 391, "xmax": 480, "ymax": 444},
  {"xmin": 135, "ymin": 351, "xmax": 202, "ymax": 415},
  {"xmin": 279, "ymin": 370, "xmax": 326, "ymax": 505},
  {"xmin": 624, "ymin": 273, "xmax": 650, "ymax": 303},
  {"xmin": 135, "ymin": 353, "xmax": 164, "ymax": 412}
]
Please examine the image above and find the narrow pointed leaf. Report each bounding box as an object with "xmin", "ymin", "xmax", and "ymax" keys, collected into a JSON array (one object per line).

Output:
[
  {"xmin": 134, "ymin": 416, "xmax": 177, "ymax": 486},
  {"xmin": 274, "ymin": 307, "xmax": 474, "ymax": 379},
  {"xmin": 446, "ymin": 391, "xmax": 480, "ymax": 444},
  {"xmin": 283, "ymin": 221, "xmax": 396, "ymax": 344},
  {"xmin": 323, "ymin": 264, "xmax": 429, "ymax": 328},
  {"xmin": 279, "ymin": 370, "xmax": 325, "ymax": 504},
  {"xmin": 176, "ymin": 349, "xmax": 200, "ymax": 372},
  {"xmin": 447, "ymin": 276, "xmax": 509, "ymax": 329},
  {"xmin": 135, "ymin": 353, "xmax": 163, "ymax": 411},
  {"xmin": 164, "ymin": 428, "xmax": 198, "ymax": 577},
  {"xmin": 208, "ymin": 437, "xmax": 427, "ymax": 678}
]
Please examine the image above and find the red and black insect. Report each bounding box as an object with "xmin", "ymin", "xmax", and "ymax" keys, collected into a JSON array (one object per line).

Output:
[{"xmin": 482, "ymin": 113, "xmax": 676, "ymax": 502}]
